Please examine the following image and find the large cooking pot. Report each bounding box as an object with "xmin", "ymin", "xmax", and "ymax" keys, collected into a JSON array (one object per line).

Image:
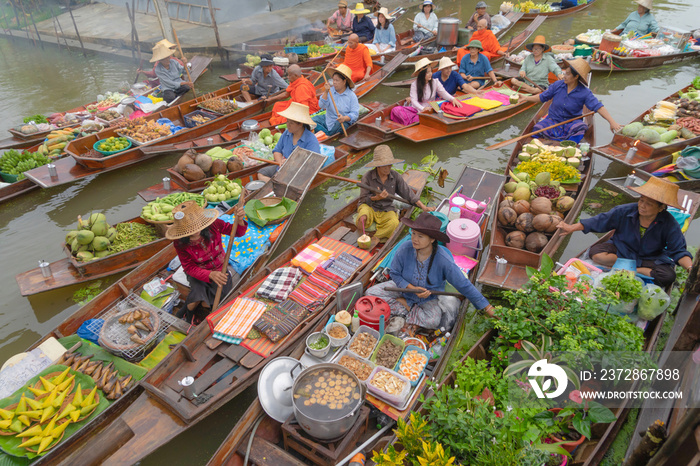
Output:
[
  {"xmin": 437, "ymin": 17, "xmax": 460, "ymax": 48},
  {"xmin": 292, "ymin": 363, "xmax": 365, "ymax": 440}
]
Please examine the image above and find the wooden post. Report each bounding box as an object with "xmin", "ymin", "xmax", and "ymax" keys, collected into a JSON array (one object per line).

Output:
[
  {"xmin": 65, "ymin": 1, "xmax": 87, "ymax": 57},
  {"xmin": 9, "ymin": 0, "xmax": 21, "ymax": 38},
  {"xmin": 53, "ymin": 7, "xmax": 70, "ymax": 49},
  {"xmin": 152, "ymin": 0, "xmax": 174, "ymax": 44},
  {"xmin": 52, "ymin": 13, "xmax": 61, "ymax": 49},
  {"xmin": 126, "ymin": 2, "xmax": 135, "ymax": 60},
  {"xmin": 205, "ymin": 0, "xmax": 224, "ymax": 63},
  {"xmin": 132, "ymin": 0, "xmax": 141, "ymax": 62},
  {"xmin": 27, "ymin": 6, "xmax": 44, "ymax": 49},
  {"xmin": 2, "ymin": 13, "xmax": 14, "ymax": 39},
  {"xmin": 16, "ymin": 0, "xmax": 37, "ymax": 47}
]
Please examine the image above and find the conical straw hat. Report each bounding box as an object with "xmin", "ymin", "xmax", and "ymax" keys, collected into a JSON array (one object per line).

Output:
[
  {"xmin": 165, "ymin": 201, "xmax": 219, "ymax": 240},
  {"xmin": 366, "ymin": 145, "xmax": 404, "ymax": 167},
  {"xmin": 437, "ymin": 56, "xmax": 457, "ymax": 71},
  {"xmin": 561, "ymin": 58, "xmax": 591, "ymax": 86},
  {"xmin": 329, "ymin": 64, "xmax": 355, "ymax": 88},
  {"xmin": 278, "ymin": 102, "xmax": 317, "ymax": 128},
  {"xmin": 150, "ymin": 43, "xmax": 176, "ymax": 63},
  {"xmin": 630, "ymin": 176, "xmax": 682, "ymax": 209},
  {"xmin": 412, "ymin": 57, "xmax": 437, "ymax": 77}
]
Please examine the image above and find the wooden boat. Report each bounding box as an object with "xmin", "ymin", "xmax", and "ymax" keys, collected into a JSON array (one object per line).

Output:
[
  {"xmin": 340, "ymin": 99, "xmax": 411, "ymax": 150},
  {"xmin": 588, "ymin": 48, "xmax": 700, "ymax": 72},
  {"xmin": 0, "ymin": 178, "xmax": 39, "ymax": 204},
  {"xmin": 592, "ymin": 84, "xmax": 700, "ymax": 168},
  {"xmin": 477, "ymin": 98, "xmax": 595, "ymax": 291},
  {"xmin": 42, "ymin": 168, "xmax": 429, "ymax": 465},
  {"xmin": 602, "ymin": 155, "xmax": 700, "ymax": 198},
  {"xmin": 518, "ymin": 0, "xmax": 597, "ymax": 20},
  {"xmin": 206, "ymin": 165, "xmax": 505, "ymax": 466}
]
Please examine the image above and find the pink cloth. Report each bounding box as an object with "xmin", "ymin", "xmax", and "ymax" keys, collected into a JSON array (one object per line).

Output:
[
  {"xmin": 481, "ymin": 91, "xmax": 512, "ymax": 106},
  {"xmin": 409, "ymin": 79, "xmax": 453, "ymax": 112},
  {"xmin": 441, "ymin": 101, "xmax": 482, "ymax": 118},
  {"xmin": 390, "ymin": 106, "xmax": 419, "ymax": 125}
]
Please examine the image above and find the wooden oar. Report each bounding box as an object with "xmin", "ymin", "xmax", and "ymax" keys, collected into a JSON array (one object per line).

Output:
[
  {"xmin": 408, "ymin": 18, "xmax": 433, "ymax": 33},
  {"xmin": 322, "ymin": 75, "xmax": 348, "ymax": 137},
  {"xmin": 211, "ymin": 189, "xmax": 245, "ymax": 312},
  {"xmin": 385, "ymin": 287, "xmax": 465, "ymax": 299},
  {"xmin": 173, "ymin": 29, "xmax": 197, "ymax": 98},
  {"xmin": 312, "ymin": 44, "xmax": 346, "ymax": 86},
  {"xmin": 486, "ymin": 111, "xmax": 595, "ymax": 150},
  {"xmin": 134, "ymin": 58, "xmax": 144, "ymax": 84},
  {"xmin": 522, "ymin": 75, "xmax": 544, "ymax": 92}
]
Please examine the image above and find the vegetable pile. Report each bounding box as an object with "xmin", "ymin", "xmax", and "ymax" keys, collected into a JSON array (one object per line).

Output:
[
  {"xmin": 23, "ymin": 114, "xmax": 48, "ymax": 124},
  {"xmin": 116, "ymin": 118, "xmax": 171, "ymax": 143},
  {"xmin": 202, "ymin": 174, "xmax": 243, "ymax": 204},
  {"xmin": 600, "ymin": 270, "xmax": 643, "ymax": 303},
  {"xmin": 141, "ymin": 192, "xmax": 207, "ymax": 222},
  {"xmin": 0, "ymin": 150, "xmax": 51, "ymax": 180}
]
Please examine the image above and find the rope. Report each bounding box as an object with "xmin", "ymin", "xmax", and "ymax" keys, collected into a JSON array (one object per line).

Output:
[{"xmin": 243, "ymin": 414, "xmax": 266, "ymax": 466}]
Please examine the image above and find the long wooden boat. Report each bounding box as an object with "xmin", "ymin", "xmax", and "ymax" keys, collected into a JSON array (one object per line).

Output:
[
  {"xmin": 477, "ymin": 98, "xmax": 595, "ymax": 291},
  {"xmin": 588, "ymin": 48, "xmax": 700, "ymax": 72},
  {"xmin": 602, "ymin": 155, "xmax": 700, "ymax": 198},
  {"xmin": 518, "ymin": 0, "xmax": 597, "ymax": 20},
  {"xmin": 206, "ymin": 165, "xmax": 505, "ymax": 466},
  {"xmin": 340, "ymin": 99, "xmax": 411, "ymax": 150},
  {"xmin": 592, "ymin": 83, "xmax": 700, "ymax": 168},
  {"xmin": 43, "ymin": 168, "xmax": 429, "ymax": 465},
  {"xmin": 0, "ymin": 178, "xmax": 39, "ymax": 203},
  {"xmin": 19, "ymin": 147, "xmax": 326, "ymax": 465}
]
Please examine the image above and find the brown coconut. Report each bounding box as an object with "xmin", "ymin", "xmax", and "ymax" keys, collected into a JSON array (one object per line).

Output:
[
  {"xmin": 556, "ymin": 196, "xmax": 575, "ymax": 213},
  {"xmin": 174, "ymin": 151, "xmax": 196, "ymax": 174},
  {"xmin": 195, "ymin": 153, "xmax": 213, "ymax": 174},
  {"xmin": 530, "ymin": 197, "xmax": 553, "ymax": 216},
  {"xmin": 532, "ymin": 214, "xmax": 554, "ymax": 233},
  {"xmin": 525, "ymin": 232, "xmax": 548, "ymax": 253},
  {"xmin": 505, "ymin": 230, "xmax": 526, "ymax": 249},
  {"xmin": 515, "ymin": 213, "xmax": 535, "ymax": 233},
  {"xmin": 211, "ymin": 159, "xmax": 227, "ymax": 176},
  {"xmin": 546, "ymin": 215, "xmax": 562, "ymax": 233},
  {"xmin": 513, "ymin": 200, "xmax": 531, "ymax": 215},
  {"xmin": 182, "ymin": 163, "xmax": 206, "ymax": 181},
  {"xmin": 498, "ymin": 207, "xmax": 517, "ymax": 228},
  {"xmin": 499, "ymin": 199, "xmax": 515, "ymax": 211},
  {"xmin": 227, "ymin": 156, "xmax": 244, "ymax": 173}
]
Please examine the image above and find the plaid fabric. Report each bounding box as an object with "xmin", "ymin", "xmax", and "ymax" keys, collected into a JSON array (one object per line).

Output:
[
  {"xmin": 307, "ymin": 267, "xmax": 344, "ymax": 292},
  {"xmin": 289, "ymin": 267, "xmax": 343, "ymax": 307},
  {"xmin": 253, "ymin": 300, "xmax": 309, "ymax": 342},
  {"xmin": 291, "ymin": 243, "xmax": 334, "ymax": 274},
  {"xmin": 255, "ymin": 267, "xmax": 303, "ymax": 302},
  {"xmin": 212, "ymin": 333, "xmax": 242, "ymax": 344},
  {"xmin": 323, "ymin": 252, "xmax": 364, "ymax": 281},
  {"xmin": 212, "ymin": 297, "xmax": 268, "ymax": 342}
]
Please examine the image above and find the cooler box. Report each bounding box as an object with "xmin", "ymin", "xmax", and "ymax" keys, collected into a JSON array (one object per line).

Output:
[{"xmin": 355, "ymin": 296, "xmax": 391, "ymax": 331}]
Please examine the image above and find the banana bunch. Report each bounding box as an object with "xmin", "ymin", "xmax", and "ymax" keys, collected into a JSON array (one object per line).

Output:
[
  {"xmin": 36, "ymin": 128, "xmax": 80, "ymax": 158},
  {"xmin": 0, "ymin": 149, "xmax": 51, "ymax": 180}
]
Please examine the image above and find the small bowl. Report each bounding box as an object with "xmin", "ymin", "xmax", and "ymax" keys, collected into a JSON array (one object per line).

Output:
[
  {"xmin": 403, "ymin": 337, "xmax": 426, "ymax": 351},
  {"xmin": 326, "ymin": 322, "xmax": 350, "ymax": 347},
  {"xmin": 306, "ymin": 332, "xmax": 330, "ymax": 358}
]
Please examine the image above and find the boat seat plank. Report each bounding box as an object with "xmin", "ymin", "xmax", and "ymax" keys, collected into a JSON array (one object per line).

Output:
[
  {"xmin": 191, "ymin": 358, "xmax": 238, "ymax": 396},
  {"xmin": 202, "ymin": 364, "xmax": 250, "ymax": 398},
  {"xmin": 205, "ymin": 337, "xmax": 223, "ymax": 350},
  {"xmin": 239, "ymin": 352, "xmax": 264, "ymax": 369},
  {"xmin": 220, "ymin": 343, "xmax": 249, "ymax": 363},
  {"xmin": 339, "ymin": 131, "xmax": 391, "ymax": 150},
  {"xmin": 164, "ymin": 345, "xmax": 219, "ymax": 393},
  {"xmin": 236, "ymin": 436, "xmax": 306, "ymax": 466},
  {"xmin": 327, "ymin": 226, "xmax": 351, "ymax": 241}
]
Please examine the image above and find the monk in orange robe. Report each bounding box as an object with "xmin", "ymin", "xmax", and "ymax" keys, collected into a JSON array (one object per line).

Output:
[
  {"xmin": 456, "ymin": 19, "xmax": 506, "ymax": 64},
  {"xmin": 342, "ymin": 34, "xmax": 373, "ymax": 83},
  {"xmin": 269, "ymin": 65, "xmax": 319, "ymax": 125}
]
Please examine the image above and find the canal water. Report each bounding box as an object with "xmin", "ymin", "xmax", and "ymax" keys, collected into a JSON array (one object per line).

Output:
[{"xmin": 0, "ymin": 0, "xmax": 699, "ymax": 462}]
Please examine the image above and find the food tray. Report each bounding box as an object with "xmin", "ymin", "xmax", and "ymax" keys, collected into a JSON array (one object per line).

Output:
[
  {"xmin": 93, "ymin": 138, "xmax": 132, "ymax": 156},
  {"xmin": 301, "ymin": 344, "xmax": 341, "ymax": 366},
  {"xmin": 196, "ymin": 99, "xmax": 238, "ymax": 116},
  {"xmin": 394, "ymin": 345, "xmax": 431, "ymax": 387},
  {"xmin": 333, "ymin": 349, "xmax": 376, "ymax": 383},
  {"xmin": 183, "ymin": 109, "xmax": 218, "ymax": 128},
  {"xmin": 366, "ymin": 366, "xmax": 411, "ymax": 407},
  {"xmin": 346, "ymin": 325, "xmax": 380, "ymax": 360},
  {"xmin": 116, "ymin": 132, "xmax": 170, "ymax": 146},
  {"xmin": 370, "ymin": 334, "xmax": 405, "ymax": 369}
]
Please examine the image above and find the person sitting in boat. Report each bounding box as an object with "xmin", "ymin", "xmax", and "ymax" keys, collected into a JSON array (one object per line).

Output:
[
  {"xmin": 366, "ymin": 212, "xmax": 495, "ymax": 333},
  {"xmin": 258, "ymin": 102, "xmax": 321, "ymax": 182},
  {"xmin": 241, "ymin": 55, "xmax": 288, "ymax": 103},
  {"xmin": 433, "ymin": 57, "xmax": 481, "ymax": 96},
  {"xmin": 350, "ymin": 3, "xmax": 375, "ymax": 43},
  {"xmin": 136, "ymin": 39, "xmax": 185, "ymax": 86},
  {"xmin": 559, "ymin": 0, "xmax": 578, "ymax": 9},
  {"xmin": 457, "ymin": 40, "xmax": 500, "ymax": 89},
  {"xmin": 327, "ymin": 0, "xmax": 354, "ymax": 34},
  {"xmin": 510, "ymin": 35, "xmax": 563, "ymax": 94},
  {"xmin": 465, "ymin": 19, "xmax": 506, "ymax": 60},
  {"xmin": 342, "ymin": 34, "xmax": 373, "ymax": 82},
  {"xmin": 167, "ymin": 201, "xmax": 247, "ymax": 322},
  {"xmin": 520, "ymin": 58, "xmax": 621, "ymax": 142},
  {"xmin": 268, "ymin": 65, "xmax": 319, "ymax": 126},
  {"xmin": 557, "ymin": 177, "xmax": 692, "ymax": 287},
  {"xmin": 367, "ymin": 7, "xmax": 396, "ymax": 54},
  {"xmin": 312, "ymin": 64, "xmax": 360, "ymax": 136},
  {"xmin": 390, "ymin": 58, "xmax": 462, "ymax": 125},
  {"xmin": 150, "ymin": 42, "xmax": 192, "ymax": 104},
  {"xmin": 612, "ymin": 0, "xmax": 659, "ymax": 36},
  {"xmin": 357, "ymin": 146, "xmax": 433, "ymax": 242},
  {"xmin": 412, "ymin": 0, "xmax": 438, "ymax": 43},
  {"xmin": 467, "ymin": 1, "xmax": 491, "ymax": 30}
]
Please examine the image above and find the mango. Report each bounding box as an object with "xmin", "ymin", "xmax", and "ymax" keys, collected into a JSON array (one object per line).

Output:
[{"xmin": 76, "ymin": 230, "xmax": 95, "ymax": 245}]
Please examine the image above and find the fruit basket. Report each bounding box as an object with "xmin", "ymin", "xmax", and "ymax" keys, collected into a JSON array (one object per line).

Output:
[{"xmin": 93, "ymin": 137, "xmax": 132, "ymax": 156}]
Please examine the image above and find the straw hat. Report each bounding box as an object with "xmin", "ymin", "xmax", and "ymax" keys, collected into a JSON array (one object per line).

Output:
[
  {"xmin": 437, "ymin": 56, "xmax": 457, "ymax": 71},
  {"xmin": 165, "ymin": 201, "xmax": 219, "ymax": 240},
  {"xmin": 366, "ymin": 145, "xmax": 404, "ymax": 168},
  {"xmin": 155, "ymin": 38, "xmax": 176, "ymax": 50},
  {"xmin": 526, "ymin": 35, "xmax": 551, "ymax": 53},
  {"xmin": 401, "ymin": 212, "xmax": 450, "ymax": 244},
  {"xmin": 561, "ymin": 58, "xmax": 591, "ymax": 86},
  {"xmin": 150, "ymin": 43, "xmax": 176, "ymax": 63},
  {"xmin": 476, "ymin": 1, "xmax": 488, "ymax": 9},
  {"xmin": 350, "ymin": 2, "xmax": 370, "ymax": 14},
  {"xmin": 630, "ymin": 177, "xmax": 682, "ymax": 209},
  {"xmin": 329, "ymin": 64, "xmax": 355, "ymax": 88},
  {"xmin": 466, "ymin": 39, "xmax": 484, "ymax": 51},
  {"xmin": 278, "ymin": 102, "xmax": 317, "ymax": 128},
  {"xmin": 411, "ymin": 57, "xmax": 437, "ymax": 77},
  {"xmin": 338, "ymin": 0, "xmax": 348, "ymax": 7},
  {"xmin": 636, "ymin": 0, "xmax": 652, "ymax": 10},
  {"xmin": 376, "ymin": 7, "xmax": 394, "ymax": 20}
]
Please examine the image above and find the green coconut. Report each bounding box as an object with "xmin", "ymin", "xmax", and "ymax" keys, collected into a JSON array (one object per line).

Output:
[
  {"xmin": 567, "ymin": 157, "xmax": 580, "ymax": 168},
  {"xmin": 76, "ymin": 251, "xmax": 94, "ymax": 262},
  {"xmin": 107, "ymin": 227, "xmax": 117, "ymax": 242},
  {"xmin": 503, "ymin": 182, "xmax": 518, "ymax": 193},
  {"xmin": 518, "ymin": 152, "xmax": 532, "ymax": 162},
  {"xmin": 94, "ymin": 250, "xmax": 111, "ymax": 258},
  {"xmin": 88, "ymin": 213, "xmax": 106, "ymax": 226},
  {"xmin": 76, "ymin": 230, "xmax": 95, "ymax": 245},
  {"xmin": 71, "ymin": 238, "xmax": 80, "ymax": 254},
  {"xmin": 534, "ymin": 172, "xmax": 551, "ymax": 186},
  {"xmin": 91, "ymin": 236, "xmax": 110, "ymax": 252},
  {"xmin": 65, "ymin": 231, "xmax": 78, "ymax": 245},
  {"xmin": 565, "ymin": 146, "xmax": 577, "ymax": 157},
  {"xmin": 91, "ymin": 220, "xmax": 109, "ymax": 237},
  {"xmin": 513, "ymin": 186, "xmax": 531, "ymax": 202},
  {"xmin": 524, "ymin": 144, "xmax": 540, "ymax": 155}
]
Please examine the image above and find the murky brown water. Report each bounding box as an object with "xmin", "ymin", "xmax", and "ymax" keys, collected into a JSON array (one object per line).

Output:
[{"xmin": 0, "ymin": 0, "xmax": 699, "ymax": 462}]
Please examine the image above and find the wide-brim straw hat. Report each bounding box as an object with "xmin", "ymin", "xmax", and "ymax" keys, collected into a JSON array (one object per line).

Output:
[
  {"xmin": 165, "ymin": 201, "xmax": 219, "ymax": 240},
  {"xmin": 350, "ymin": 2, "xmax": 370, "ymax": 14},
  {"xmin": 437, "ymin": 56, "xmax": 457, "ymax": 71},
  {"xmin": 401, "ymin": 212, "xmax": 450, "ymax": 244},
  {"xmin": 561, "ymin": 58, "xmax": 591, "ymax": 86},
  {"xmin": 329, "ymin": 64, "xmax": 355, "ymax": 88},
  {"xmin": 150, "ymin": 43, "xmax": 176, "ymax": 63},
  {"xmin": 155, "ymin": 38, "xmax": 176, "ymax": 50},
  {"xmin": 376, "ymin": 7, "xmax": 394, "ymax": 20},
  {"xmin": 366, "ymin": 145, "xmax": 404, "ymax": 167},
  {"xmin": 338, "ymin": 0, "xmax": 348, "ymax": 7},
  {"xmin": 412, "ymin": 57, "xmax": 437, "ymax": 77},
  {"xmin": 278, "ymin": 102, "xmax": 317, "ymax": 128},
  {"xmin": 630, "ymin": 176, "xmax": 682, "ymax": 209},
  {"xmin": 466, "ymin": 39, "xmax": 484, "ymax": 51},
  {"xmin": 636, "ymin": 0, "xmax": 652, "ymax": 10},
  {"xmin": 526, "ymin": 35, "xmax": 551, "ymax": 53}
]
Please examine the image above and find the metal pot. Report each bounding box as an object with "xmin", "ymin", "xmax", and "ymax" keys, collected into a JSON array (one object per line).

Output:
[
  {"xmin": 241, "ymin": 119, "xmax": 260, "ymax": 131},
  {"xmin": 292, "ymin": 363, "xmax": 365, "ymax": 440},
  {"xmin": 437, "ymin": 17, "xmax": 460, "ymax": 48},
  {"xmin": 245, "ymin": 180, "xmax": 265, "ymax": 193}
]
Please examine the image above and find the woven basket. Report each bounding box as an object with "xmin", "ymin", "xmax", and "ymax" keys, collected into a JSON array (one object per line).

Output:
[{"xmin": 98, "ymin": 307, "xmax": 161, "ymax": 358}]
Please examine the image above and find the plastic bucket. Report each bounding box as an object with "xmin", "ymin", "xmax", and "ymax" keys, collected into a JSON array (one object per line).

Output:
[
  {"xmin": 446, "ymin": 218, "xmax": 480, "ymax": 258},
  {"xmin": 599, "ymin": 33, "xmax": 621, "ymax": 53},
  {"xmin": 355, "ymin": 296, "xmax": 391, "ymax": 331}
]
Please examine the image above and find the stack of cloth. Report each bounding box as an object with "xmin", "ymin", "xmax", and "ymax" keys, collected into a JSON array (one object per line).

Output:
[
  {"xmin": 289, "ymin": 266, "xmax": 344, "ymax": 307},
  {"xmin": 211, "ymin": 297, "xmax": 268, "ymax": 343}
]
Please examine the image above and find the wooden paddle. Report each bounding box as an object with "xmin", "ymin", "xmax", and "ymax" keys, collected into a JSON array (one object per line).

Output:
[
  {"xmin": 385, "ymin": 287, "xmax": 465, "ymax": 299},
  {"xmin": 173, "ymin": 29, "xmax": 197, "ymax": 98},
  {"xmin": 522, "ymin": 75, "xmax": 544, "ymax": 92},
  {"xmin": 211, "ymin": 189, "xmax": 246, "ymax": 312},
  {"xmin": 322, "ymin": 75, "xmax": 348, "ymax": 137},
  {"xmin": 134, "ymin": 58, "xmax": 144, "ymax": 84},
  {"xmin": 312, "ymin": 43, "xmax": 346, "ymax": 86},
  {"xmin": 486, "ymin": 111, "xmax": 595, "ymax": 150},
  {"xmin": 408, "ymin": 18, "xmax": 433, "ymax": 33}
]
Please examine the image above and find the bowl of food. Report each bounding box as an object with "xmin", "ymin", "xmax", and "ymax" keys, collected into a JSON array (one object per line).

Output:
[
  {"xmin": 326, "ymin": 322, "xmax": 350, "ymax": 347},
  {"xmin": 306, "ymin": 332, "xmax": 330, "ymax": 358}
]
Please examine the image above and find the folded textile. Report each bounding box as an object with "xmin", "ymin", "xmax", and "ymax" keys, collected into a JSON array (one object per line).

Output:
[
  {"xmin": 480, "ymin": 90, "xmax": 512, "ymax": 106},
  {"xmin": 461, "ymin": 96, "xmax": 502, "ymax": 110},
  {"xmin": 291, "ymin": 243, "xmax": 334, "ymax": 274},
  {"xmin": 220, "ymin": 214, "xmax": 283, "ymax": 274},
  {"xmin": 441, "ymin": 101, "xmax": 482, "ymax": 118},
  {"xmin": 307, "ymin": 267, "xmax": 344, "ymax": 293},
  {"xmin": 254, "ymin": 300, "xmax": 309, "ymax": 342},
  {"xmin": 256, "ymin": 267, "xmax": 303, "ymax": 302},
  {"xmin": 324, "ymin": 252, "xmax": 364, "ymax": 280},
  {"xmin": 212, "ymin": 297, "xmax": 268, "ymax": 341}
]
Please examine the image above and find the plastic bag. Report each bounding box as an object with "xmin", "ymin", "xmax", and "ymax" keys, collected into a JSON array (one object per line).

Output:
[
  {"xmin": 593, "ymin": 271, "xmax": 643, "ymax": 314},
  {"xmin": 491, "ymin": 13, "xmax": 511, "ymax": 30},
  {"xmin": 637, "ymin": 284, "xmax": 671, "ymax": 321}
]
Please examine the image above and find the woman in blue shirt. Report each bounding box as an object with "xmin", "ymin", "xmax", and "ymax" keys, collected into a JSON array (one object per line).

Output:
[
  {"xmin": 350, "ymin": 3, "xmax": 375, "ymax": 43},
  {"xmin": 312, "ymin": 64, "xmax": 360, "ymax": 136},
  {"xmin": 366, "ymin": 213, "xmax": 494, "ymax": 333},
  {"xmin": 557, "ymin": 177, "xmax": 692, "ymax": 287},
  {"xmin": 458, "ymin": 40, "xmax": 500, "ymax": 89},
  {"xmin": 433, "ymin": 56, "xmax": 481, "ymax": 96},
  {"xmin": 257, "ymin": 102, "xmax": 320, "ymax": 182},
  {"xmin": 612, "ymin": 0, "xmax": 659, "ymax": 36},
  {"xmin": 367, "ymin": 7, "xmax": 396, "ymax": 54}
]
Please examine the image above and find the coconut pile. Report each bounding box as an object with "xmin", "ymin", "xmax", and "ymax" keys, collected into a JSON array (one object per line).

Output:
[
  {"xmin": 172, "ymin": 148, "xmax": 244, "ymax": 182},
  {"xmin": 65, "ymin": 213, "xmax": 118, "ymax": 262}
]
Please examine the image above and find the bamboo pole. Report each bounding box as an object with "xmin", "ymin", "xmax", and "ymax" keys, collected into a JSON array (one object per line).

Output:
[
  {"xmin": 312, "ymin": 44, "xmax": 345, "ymax": 86},
  {"xmin": 205, "ymin": 0, "xmax": 224, "ymax": 63},
  {"xmin": 53, "ymin": 7, "xmax": 69, "ymax": 49},
  {"xmin": 126, "ymin": 2, "xmax": 135, "ymax": 61},
  {"xmin": 211, "ymin": 189, "xmax": 245, "ymax": 312},
  {"xmin": 27, "ymin": 6, "xmax": 44, "ymax": 49},
  {"xmin": 172, "ymin": 28, "xmax": 197, "ymax": 97},
  {"xmin": 65, "ymin": 1, "xmax": 87, "ymax": 57},
  {"xmin": 17, "ymin": 0, "xmax": 36, "ymax": 47},
  {"xmin": 322, "ymin": 74, "xmax": 348, "ymax": 137}
]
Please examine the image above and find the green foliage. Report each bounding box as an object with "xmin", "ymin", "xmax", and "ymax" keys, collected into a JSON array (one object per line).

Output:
[
  {"xmin": 71, "ymin": 281, "xmax": 103, "ymax": 306},
  {"xmin": 23, "ymin": 114, "xmax": 47, "ymax": 124},
  {"xmin": 452, "ymin": 358, "xmax": 510, "ymax": 408},
  {"xmin": 600, "ymin": 270, "xmax": 643, "ymax": 302},
  {"xmin": 374, "ymin": 414, "xmax": 457, "ymax": 466}
]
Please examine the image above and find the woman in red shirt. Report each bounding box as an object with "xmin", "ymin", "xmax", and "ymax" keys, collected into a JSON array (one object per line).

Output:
[{"xmin": 166, "ymin": 200, "xmax": 247, "ymax": 320}]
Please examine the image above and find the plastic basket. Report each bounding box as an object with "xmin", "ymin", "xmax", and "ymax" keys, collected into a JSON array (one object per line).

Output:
[
  {"xmin": 183, "ymin": 109, "xmax": 218, "ymax": 128},
  {"xmin": 284, "ymin": 45, "xmax": 309, "ymax": 54},
  {"xmin": 449, "ymin": 193, "xmax": 484, "ymax": 224},
  {"xmin": 366, "ymin": 366, "xmax": 411, "ymax": 407},
  {"xmin": 370, "ymin": 334, "xmax": 405, "ymax": 369},
  {"xmin": 395, "ymin": 345, "xmax": 431, "ymax": 387},
  {"xmin": 0, "ymin": 171, "xmax": 20, "ymax": 183},
  {"xmin": 93, "ymin": 138, "xmax": 132, "ymax": 156},
  {"xmin": 207, "ymin": 195, "xmax": 241, "ymax": 208}
]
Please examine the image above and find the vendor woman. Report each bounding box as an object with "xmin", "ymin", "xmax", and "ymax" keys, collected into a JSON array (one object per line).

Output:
[
  {"xmin": 612, "ymin": 0, "xmax": 659, "ymax": 36},
  {"xmin": 557, "ymin": 177, "xmax": 692, "ymax": 287},
  {"xmin": 258, "ymin": 102, "xmax": 320, "ymax": 182},
  {"xmin": 366, "ymin": 213, "xmax": 495, "ymax": 333},
  {"xmin": 521, "ymin": 58, "xmax": 621, "ymax": 142},
  {"xmin": 167, "ymin": 200, "xmax": 247, "ymax": 321}
]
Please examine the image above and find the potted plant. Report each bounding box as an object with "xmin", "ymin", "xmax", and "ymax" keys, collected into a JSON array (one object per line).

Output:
[{"xmin": 546, "ymin": 390, "xmax": 617, "ymax": 452}]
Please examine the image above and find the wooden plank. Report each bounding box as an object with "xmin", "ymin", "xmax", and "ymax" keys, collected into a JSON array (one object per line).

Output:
[
  {"xmin": 202, "ymin": 364, "xmax": 249, "ymax": 398},
  {"xmin": 220, "ymin": 343, "xmax": 250, "ymax": 362},
  {"xmin": 239, "ymin": 352, "xmax": 264, "ymax": 369},
  {"xmin": 191, "ymin": 357, "xmax": 237, "ymax": 395},
  {"xmin": 237, "ymin": 437, "xmax": 306, "ymax": 466},
  {"xmin": 165, "ymin": 344, "xmax": 218, "ymax": 393},
  {"xmin": 327, "ymin": 226, "xmax": 351, "ymax": 241}
]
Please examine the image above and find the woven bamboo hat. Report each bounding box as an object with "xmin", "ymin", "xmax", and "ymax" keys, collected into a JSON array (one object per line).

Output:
[
  {"xmin": 630, "ymin": 176, "xmax": 682, "ymax": 209},
  {"xmin": 412, "ymin": 57, "xmax": 438, "ymax": 77},
  {"xmin": 401, "ymin": 212, "xmax": 450, "ymax": 244},
  {"xmin": 329, "ymin": 63, "xmax": 355, "ymax": 88},
  {"xmin": 350, "ymin": 2, "xmax": 370, "ymax": 14},
  {"xmin": 561, "ymin": 58, "xmax": 591, "ymax": 86},
  {"xmin": 278, "ymin": 102, "xmax": 317, "ymax": 128},
  {"xmin": 636, "ymin": 0, "xmax": 653, "ymax": 10},
  {"xmin": 165, "ymin": 201, "xmax": 219, "ymax": 240},
  {"xmin": 526, "ymin": 35, "xmax": 551, "ymax": 53},
  {"xmin": 376, "ymin": 7, "xmax": 394, "ymax": 21},
  {"xmin": 338, "ymin": 0, "xmax": 348, "ymax": 7},
  {"xmin": 467, "ymin": 39, "xmax": 484, "ymax": 51},
  {"xmin": 437, "ymin": 56, "xmax": 457, "ymax": 71},
  {"xmin": 155, "ymin": 38, "xmax": 177, "ymax": 50},
  {"xmin": 366, "ymin": 145, "xmax": 404, "ymax": 167},
  {"xmin": 150, "ymin": 43, "xmax": 176, "ymax": 63}
]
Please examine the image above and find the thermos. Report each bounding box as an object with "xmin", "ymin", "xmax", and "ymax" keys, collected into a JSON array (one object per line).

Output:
[
  {"xmin": 178, "ymin": 376, "xmax": 196, "ymax": 399},
  {"xmin": 495, "ymin": 256, "xmax": 508, "ymax": 276}
]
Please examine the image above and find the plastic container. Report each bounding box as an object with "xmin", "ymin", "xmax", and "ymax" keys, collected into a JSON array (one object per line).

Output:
[
  {"xmin": 325, "ymin": 322, "xmax": 350, "ymax": 347},
  {"xmin": 306, "ymin": 332, "xmax": 331, "ymax": 358},
  {"xmin": 347, "ymin": 325, "xmax": 380, "ymax": 359},
  {"xmin": 449, "ymin": 192, "xmax": 483, "ymax": 223},
  {"xmin": 366, "ymin": 366, "xmax": 411, "ymax": 407},
  {"xmin": 395, "ymin": 345, "xmax": 431, "ymax": 386},
  {"xmin": 599, "ymin": 33, "xmax": 622, "ymax": 53},
  {"xmin": 446, "ymin": 218, "xmax": 481, "ymax": 258},
  {"xmin": 0, "ymin": 171, "xmax": 19, "ymax": 183},
  {"xmin": 370, "ymin": 334, "xmax": 405, "ymax": 369},
  {"xmin": 93, "ymin": 138, "xmax": 132, "ymax": 156},
  {"xmin": 334, "ymin": 349, "xmax": 376, "ymax": 383},
  {"xmin": 351, "ymin": 311, "xmax": 360, "ymax": 333},
  {"xmin": 183, "ymin": 110, "xmax": 218, "ymax": 128},
  {"xmin": 354, "ymin": 296, "xmax": 391, "ymax": 331},
  {"xmin": 284, "ymin": 45, "xmax": 309, "ymax": 54},
  {"xmin": 403, "ymin": 337, "xmax": 426, "ymax": 351}
]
